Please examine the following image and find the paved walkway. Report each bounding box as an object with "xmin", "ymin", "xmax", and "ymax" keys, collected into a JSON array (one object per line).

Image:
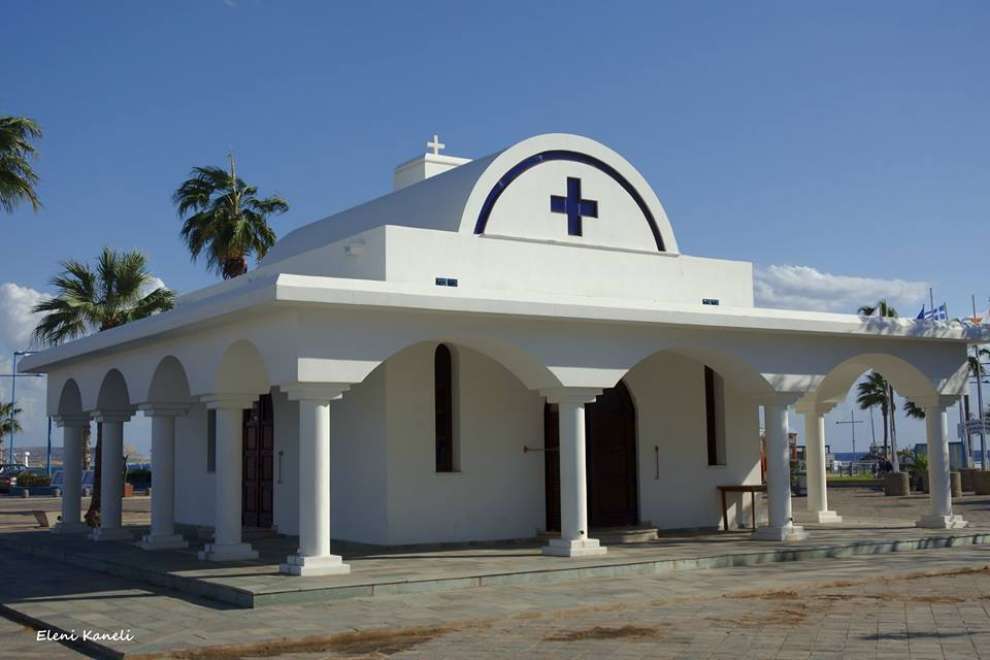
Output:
[
  {"xmin": 2, "ymin": 488, "xmax": 989, "ymax": 657},
  {"xmin": 2, "ymin": 512, "xmax": 986, "ymax": 609},
  {"xmin": 2, "ymin": 544, "xmax": 988, "ymax": 658}
]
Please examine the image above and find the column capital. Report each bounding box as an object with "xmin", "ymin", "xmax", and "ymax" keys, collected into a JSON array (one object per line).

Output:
[
  {"xmin": 137, "ymin": 402, "xmax": 190, "ymax": 417},
  {"xmin": 200, "ymin": 393, "xmax": 259, "ymax": 410},
  {"xmin": 794, "ymin": 399, "xmax": 837, "ymax": 416},
  {"xmin": 540, "ymin": 387, "xmax": 603, "ymax": 406},
  {"xmin": 914, "ymin": 394, "xmax": 959, "ymax": 413},
  {"xmin": 53, "ymin": 414, "xmax": 90, "ymax": 428},
  {"xmin": 279, "ymin": 382, "xmax": 350, "ymax": 402},
  {"xmin": 756, "ymin": 391, "xmax": 802, "ymax": 408},
  {"xmin": 91, "ymin": 409, "xmax": 134, "ymax": 424}
]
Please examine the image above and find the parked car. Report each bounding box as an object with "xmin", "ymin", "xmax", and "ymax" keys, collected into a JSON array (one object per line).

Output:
[
  {"xmin": 0, "ymin": 464, "xmax": 29, "ymax": 493},
  {"xmin": 50, "ymin": 469, "xmax": 96, "ymax": 496}
]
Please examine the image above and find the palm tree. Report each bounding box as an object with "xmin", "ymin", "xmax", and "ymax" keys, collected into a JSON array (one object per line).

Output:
[
  {"xmin": 857, "ymin": 371, "xmax": 891, "ymax": 458},
  {"xmin": 0, "ymin": 402, "xmax": 23, "ymax": 460},
  {"xmin": 856, "ymin": 301, "xmax": 902, "ymax": 469},
  {"xmin": 904, "ymin": 400, "xmax": 926, "ymax": 419},
  {"xmin": 0, "ymin": 116, "xmax": 43, "ymax": 213},
  {"xmin": 33, "ymin": 247, "xmax": 174, "ymax": 525},
  {"xmin": 173, "ymin": 154, "xmax": 288, "ymax": 279},
  {"xmin": 857, "ymin": 300, "xmax": 898, "ymax": 318}
]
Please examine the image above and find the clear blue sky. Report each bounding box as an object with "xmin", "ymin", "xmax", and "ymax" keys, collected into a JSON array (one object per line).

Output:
[{"xmin": 2, "ymin": 1, "xmax": 988, "ymax": 455}]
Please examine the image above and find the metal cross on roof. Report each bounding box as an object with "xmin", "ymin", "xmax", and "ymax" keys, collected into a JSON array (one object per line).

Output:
[
  {"xmin": 427, "ymin": 134, "xmax": 445, "ymax": 155},
  {"xmin": 550, "ymin": 177, "xmax": 598, "ymax": 237}
]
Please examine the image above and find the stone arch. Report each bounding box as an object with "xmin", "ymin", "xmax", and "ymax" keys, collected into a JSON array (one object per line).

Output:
[
  {"xmin": 144, "ymin": 355, "xmax": 193, "ymax": 405},
  {"xmin": 618, "ymin": 344, "xmax": 776, "ymax": 400},
  {"xmin": 215, "ymin": 339, "xmax": 271, "ymax": 397},
  {"xmin": 56, "ymin": 378, "xmax": 84, "ymax": 417},
  {"xmin": 96, "ymin": 369, "xmax": 132, "ymax": 412},
  {"xmin": 809, "ymin": 353, "xmax": 940, "ymax": 408},
  {"xmin": 335, "ymin": 332, "xmax": 561, "ymax": 393}
]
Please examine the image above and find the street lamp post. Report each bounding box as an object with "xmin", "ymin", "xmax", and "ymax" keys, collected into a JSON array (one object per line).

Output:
[{"xmin": 5, "ymin": 350, "xmax": 43, "ymax": 464}]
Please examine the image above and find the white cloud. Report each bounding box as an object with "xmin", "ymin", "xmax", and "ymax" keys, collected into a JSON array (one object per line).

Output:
[
  {"xmin": 754, "ymin": 264, "xmax": 929, "ymax": 314},
  {"xmin": 0, "ymin": 282, "xmax": 46, "ymax": 351},
  {"xmin": 0, "ymin": 282, "xmax": 50, "ymax": 460},
  {"xmin": 0, "ymin": 281, "xmax": 156, "ymax": 460},
  {"xmin": 140, "ymin": 276, "xmax": 167, "ymax": 297}
]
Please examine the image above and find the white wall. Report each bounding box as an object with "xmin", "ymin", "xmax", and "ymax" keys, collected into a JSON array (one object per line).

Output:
[
  {"xmin": 329, "ymin": 364, "xmax": 389, "ymax": 544},
  {"xmin": 383, "ymin": 226, "xmax": 753, "ymax": 308},
  {"xmin": 272, "ymin": 390, "xmax": 299, "ymax": 534},
  {"xmin": 382, "ymin": 342, "xmax": 545, "ymax": 545},
  {"xmin": 625, "ymin": 352, "xmax": 762, "ymax": 531},
  {"xmin": 173, "ymin": 402, "xmax": 214, "ymax": 527}
]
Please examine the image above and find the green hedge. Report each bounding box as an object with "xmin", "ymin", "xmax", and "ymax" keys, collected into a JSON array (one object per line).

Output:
[{"xmin": 15, "ymin": 471, "xmax": 51, "ymax": 487}]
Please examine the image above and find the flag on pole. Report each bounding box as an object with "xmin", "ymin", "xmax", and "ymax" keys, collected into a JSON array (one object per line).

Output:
[
  {"xmin": 916, "ymin": 305, "xmax": 926, "ymax": 320},
  {"xmin": 922, "ymin": 304, "xmax": 948, "ymax": 322}
]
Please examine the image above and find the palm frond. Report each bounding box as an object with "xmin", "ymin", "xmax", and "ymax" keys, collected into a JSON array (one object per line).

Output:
[
  {"xmin": 33, "ymin": 248, "xmax": 173, "ymax": 346},
  {"xmin": 0, "ymin": 116, "xmax": 43, "ymax": 213},
  {"xmin": 173, "ymin": 158, "xmax": 289, "ymax": 279}
]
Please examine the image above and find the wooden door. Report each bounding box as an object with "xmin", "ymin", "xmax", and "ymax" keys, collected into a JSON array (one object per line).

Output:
[
  {"xmin": 586, "ymin": 382, "xmax": 639, "ymax": 527},
  {"xmin": 543, "ymin": 382, "xmax": 639, "ymax": 532},
  {"xmin": 242, "ymin": 394, "xmax": 274, "ymax": 528},
  {"xmin": 544, "ymin": 403, "xmax": 561, "ymax": 532}
]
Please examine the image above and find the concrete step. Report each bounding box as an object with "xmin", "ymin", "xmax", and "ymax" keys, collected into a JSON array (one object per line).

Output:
[{"xmin": 538, "ymin": 525, "xmax": 660, "ymax": 544}]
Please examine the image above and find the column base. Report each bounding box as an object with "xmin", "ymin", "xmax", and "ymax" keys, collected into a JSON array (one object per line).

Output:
[
  {"xmin": 814, "ymin": 510, "xmax": 843, "ymax": 524},
  {"xmin": 89, "ymin": 527, "xmax": 133, "ymax": 542},
  {"xmin": 138, "ymin": 533, "xmax": 189, "ymax": 550},
  {"xmin": 51, "ymin": 521, "xmax": 90, "ymax": 535},
  {"xmin": 752, "ymin": 523, "xmax": 808, "ymax": 542},
  {"xmin": 915, "ymin": 514, "xmax": 967, "ymax": 529},
  {"xmin": 542, "ymin": 537, "xmax": 607, "ymax": 558},
  {"xmin": 279, "ymin": 554, "xmax": 351, "ymax": 576},
  {"xmin": 197, "ymin": 542, "xmax": 259, "ymax": 562}
]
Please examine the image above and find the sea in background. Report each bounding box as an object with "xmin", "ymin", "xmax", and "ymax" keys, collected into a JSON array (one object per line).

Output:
[{"xmin": 833, "ymin": 449, "xmax": 985, "ymax": 465}]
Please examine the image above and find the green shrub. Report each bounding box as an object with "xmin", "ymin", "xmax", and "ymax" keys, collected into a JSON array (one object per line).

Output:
[
  {"xmin": 16, "ymin": 471, "xmax": 51, "ymax": 487},
  {"xmin": 126, "ymin": 468, "xmax": 151, "ymax": 484}
]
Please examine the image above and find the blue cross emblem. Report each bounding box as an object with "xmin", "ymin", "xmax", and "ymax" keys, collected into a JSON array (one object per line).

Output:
[{"xmin": 550, "ymin": 177, "xmax": 598, "ymax": 236}]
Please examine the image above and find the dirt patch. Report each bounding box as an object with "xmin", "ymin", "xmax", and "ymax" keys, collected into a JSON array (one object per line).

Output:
[
  {"xmin": 901, "ymin": 565, "xmax": 990, "ymax": 581},
  {"xmin": 543, "ymin": 625, "xmax": 662, "ymax": 642},
  {"xmin": 708, "ymin": 603, "xmax": 808, "ymax": 628},
  {"xmin": 725, "ymin": 589, "xmax": 800, "ymax": 601},
  {"xmin": 150, "ymin": 623, "xmax": 486, "ymax": 659},
  {"xmin": 815, "ymin": 592, "xmax": 965, "ymax": 604}
]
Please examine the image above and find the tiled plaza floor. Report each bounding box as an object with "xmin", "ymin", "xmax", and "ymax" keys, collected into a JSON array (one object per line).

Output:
[
  {"xmin": 0, "ymin": 487, "xmax": 988, "ymax": 657},
  {"xmin": 1, "ymin": 543, "xmax": 988, "ymax": 658}
]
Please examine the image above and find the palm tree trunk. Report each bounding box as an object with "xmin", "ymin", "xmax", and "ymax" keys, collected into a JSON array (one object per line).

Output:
[
  {"xmin": 84, "ymin": 422, "xmax": 102, "ymax": 526},
  {"xmin": 82, "ymin": 425, "xmax": 91, "ymax": 469},
  {"xmin": 888, "ymin": 385, "xmax": 900, "ymax": 472},
  {"xmin": 881, "ymin": 407, "xmax": 889, "ymax": 458}
]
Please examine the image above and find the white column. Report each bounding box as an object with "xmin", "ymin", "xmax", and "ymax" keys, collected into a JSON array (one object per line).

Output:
[
  {"xmin": 917, "ymin": 398, "xmax": 967, "ymax": 528},
  {"xmin": 198, "ymin": 396, "xmax": 259, "ymax": 561},
  {"xmin": 90, "ymin": 410, "xmax": 134, "ymax": 541},
  {"xmin": 138, "ymin": 406, "xmax": 189, "ymax": 550},
  {"xmin": 541, "ymin": 388, "xmax": 607, "ymax": 558},
  {"xmin": 754, "ymin": 400, "xmax": 807, "ymax": 542},
  {"xmin": 280, "ymin": 384, "xmax": 351, "ymax": 576},
  {"xmin": 798, "ymin": 403, "xmax": 842, "ymax": 523},
  {"xmin": 51, "ymin": 416, "xmax": 90, "ymax": 534}
]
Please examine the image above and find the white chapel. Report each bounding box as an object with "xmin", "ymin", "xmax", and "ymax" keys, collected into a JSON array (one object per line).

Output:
[{"xmin": 23, "ymin": 133, "xmax": 985, "ymax": 576}]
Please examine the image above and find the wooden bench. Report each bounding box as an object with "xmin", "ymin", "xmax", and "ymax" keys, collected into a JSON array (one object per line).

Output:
[{"xmin": 716, "ymin": 484, "xmax": 766, "ymax": 531}]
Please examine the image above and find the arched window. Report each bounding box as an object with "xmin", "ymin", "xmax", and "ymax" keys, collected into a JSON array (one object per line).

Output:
[
  {"xmin": 435, "ymin": 344, "xmax": 456, "ymax": 472},
  {"xmin": 705, "ymin": 366, "xmax": 726, "ymax": 465}
]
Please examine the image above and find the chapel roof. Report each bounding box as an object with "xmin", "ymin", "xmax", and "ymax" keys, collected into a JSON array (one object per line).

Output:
[{"xmin": 261, "ymin": 133, "xmax": 680, "ymax": 265}]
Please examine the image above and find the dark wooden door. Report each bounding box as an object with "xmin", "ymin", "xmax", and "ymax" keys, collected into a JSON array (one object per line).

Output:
[
  {"xmin": 242, "ymin": 394, "xmax": 274, "ymax": 528},
  {"xmin": 586, "ymin": 382, "xmax": 639, "ymax": 527},
  {"xmin": 544, "ymin": 404, "xmax": 561, "ymax": 532},
  {"xmin": 544, "ymin": 382, "xmax": 638, "ymax": 531}
]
